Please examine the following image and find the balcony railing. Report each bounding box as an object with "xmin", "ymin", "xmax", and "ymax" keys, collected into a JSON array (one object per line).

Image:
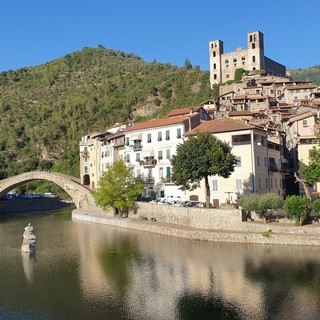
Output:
[
  {"xmin": 80, "ymin": 151, "xmax": 89, "ymax": 160},
  {"xmin": 161, "ymin": 177, "xmax": 175, "ymax": 184},
  {"xmin": 139, "ymin": 159, "xmax": 157, "ymax": 167},
  {"xmin": 140, "ymin": 176, "xmax": 155, "ymax": 184},
  {"xmin": 132, "ymin": 142, "xmax": 142, "ymax": 151},
  {"xmin": 268, "ymin": 164, "xmax": 278, "ymax": 172}
]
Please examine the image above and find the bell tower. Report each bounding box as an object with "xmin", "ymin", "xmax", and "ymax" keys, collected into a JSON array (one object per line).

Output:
[
  {"xmin": 247, "ymin": 31, "xmax": 265, "ymax": 71},
  {"xmin": 209, "ymin": 39, "xmax": 223, "ymax": 87}
]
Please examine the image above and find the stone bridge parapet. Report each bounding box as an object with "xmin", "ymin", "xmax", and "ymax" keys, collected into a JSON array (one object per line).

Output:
[{"xmin": 0, "ymin": 171, "xmax": 102, "ymax": 212}]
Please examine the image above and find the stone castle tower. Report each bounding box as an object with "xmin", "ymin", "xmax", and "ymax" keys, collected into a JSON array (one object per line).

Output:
[{"xmin": 209, "ymin": 31, "xmax": 286, "ymax": 87}]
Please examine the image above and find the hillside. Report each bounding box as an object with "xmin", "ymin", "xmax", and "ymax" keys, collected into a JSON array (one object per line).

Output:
[
  {"xmin": 0, "ymin": 46, "xmax": 215, "ymax": 178},
  {"xmin": 290, "ymin": 65, "xmax": 320, "ymax": 85}
]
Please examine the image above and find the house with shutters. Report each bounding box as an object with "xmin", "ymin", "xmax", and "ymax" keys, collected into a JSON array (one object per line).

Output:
[{"xmin": 185, "ymin": 118, "xmax": 284, "ymax": 206}]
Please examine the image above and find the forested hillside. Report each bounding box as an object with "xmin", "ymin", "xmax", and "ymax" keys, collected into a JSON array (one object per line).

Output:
[
  {"xmin": 0, "ymin": 46, "xmax": 215, "ymax": 179},
  {"xmin": 290, "ymin": 65, "xmax": 320, "ymax": 85}
]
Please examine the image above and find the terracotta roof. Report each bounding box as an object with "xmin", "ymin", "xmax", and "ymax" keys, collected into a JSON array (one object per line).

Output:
[
  {"xmin": 187, "ymin": 118, "xmax": 254, "ymax": 135},
  {"xmin": 285, "ymin": 84, "xmax": 317, "ymax": 90},
  {"xmin": 167, "ymin": 106, "xmax": 202, "ymax": 117},
  {"xmin": 124, "ymin": 114, "xmax": 198, "ymax": 132},
  {"xmin": 229, "ymin": 111, "xmax": 256, "ymax": 116}
]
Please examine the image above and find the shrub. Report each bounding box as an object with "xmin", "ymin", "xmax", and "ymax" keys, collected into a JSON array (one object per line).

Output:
[
  {"xmin": 239, "ymin": 193, "xmax": 282, "ymax": 222},
  {"xmin": 283, "ymin": 195, "xmax": 312, "ymax": 226},
  {"xmin": 312, "ymin": 199, "xmax": 320, "ymax": 214}
]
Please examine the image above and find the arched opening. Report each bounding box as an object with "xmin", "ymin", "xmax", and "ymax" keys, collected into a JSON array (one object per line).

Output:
[
  {"xmin": 83, "ymin": 174, "xmax": 90, "ymax": 186},
  {"xmin": 189, "ymin": 195, "xmax": 199, "ymax": 201}
]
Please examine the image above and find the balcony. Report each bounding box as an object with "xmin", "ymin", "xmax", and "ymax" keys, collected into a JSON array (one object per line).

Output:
[
  {"xmin": 161, "ymin": 177, "xmax": 175, "ymax": 185},
  {"xmin": 139, "ymin": 158, "xmax": 157, "ymax": 167},
  {"xmin": 132, "ymin": 142, "xmax": 142, "ymax": 151},
  {"xmin": 268, "ymin": 164, "xmax": 279, "ymax": 172},
  {"xmin": 140, "ymin": 176, "xmax": 155, "ymax": 184},
  {"xmin": 80, "ymin": 151, "xmax": 89, "ymax": 160}
]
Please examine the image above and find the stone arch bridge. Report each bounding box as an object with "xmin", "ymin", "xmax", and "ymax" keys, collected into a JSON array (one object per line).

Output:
[{"xmin": 0, "ymin": 171, "xmax": 101, "ymax": 211}]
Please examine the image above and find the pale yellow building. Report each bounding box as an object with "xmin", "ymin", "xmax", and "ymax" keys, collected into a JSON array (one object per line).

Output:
[{"xmin": 185, "ymin": 118, "xmax": 283, "ymax": 206}]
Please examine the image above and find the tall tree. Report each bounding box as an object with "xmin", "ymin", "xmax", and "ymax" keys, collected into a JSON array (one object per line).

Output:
[
  {"xmin": 298, "ymin": 134, "xmax": 320, "ymax": 199},
  {"xmin": 93, "ymin": 161, "xmax": 144, "ymax": 217},
  {"xmin": 171, "ymin": 132, "xmax": 237, "ymax": 208}
]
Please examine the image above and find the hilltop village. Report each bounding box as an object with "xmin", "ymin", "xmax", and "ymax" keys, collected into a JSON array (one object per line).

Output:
[{"xmin": 79, "ymin": 31, "xmax": 320, "ymax": 207}]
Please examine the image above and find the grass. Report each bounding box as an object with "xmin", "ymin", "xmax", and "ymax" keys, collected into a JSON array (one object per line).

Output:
[{"xmin": 261, "ymin": 230, "xmax": 274, "ymax": 238}]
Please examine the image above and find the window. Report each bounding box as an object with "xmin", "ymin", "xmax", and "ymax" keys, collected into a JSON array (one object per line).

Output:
[
  {"xmin": 235, "ymin": 179, "xmax": 243, "ymax": 190},
  {"xmin": 147, "ymin": 133, "xmax": 152, "ymax": 143},
  {"xmin": 270, "ymin": 178, "xmax": 273, "ymax": 188},
  {"xmin": 165, "ymin": 130, "xmax": 170, "ymax": 140},
  {"xmin": 84, "ymin": 166, "xmax": 88, "ymax": 174},
  {"xmin": 213, "ymin": 51, "xmax": 216, "ymax": 57},
  {"xmin": 233, "ymin": 57, "xmax": 237, "ymax": 62},
  {"xmin": 252, "ymin": 43, "xmax": 255, "ymax": 49},
  {"xmin": 235, "ymin": 156, "xmax": 241, "ymax": 167},
  {"xmin": 166, "ymin": 167, "xmax": 171, "ymax": 178},
  {"xmin": 257, "ymin": 156, "xmax": 260, "ymax": 166},
  {"xmin": 158, "ymin": 150, "xmax": 163, "ymax": 160},
  {"xmin": 136, "ymin": 153, "xmax": 140, "ymax": 162},
  {"xmin": 213, "ymin": 63, "xmax": 216, "ymax": 69},
  {"xmin": 252, "ymin": 56, "xmax": 256, "ymax": 63},
  {"xmin": 166, "ymin": 149, "xmax": 171, "ymax": 159},
  {"xmin": 159, "ymin": 167, "xmax": 163, "ymax": 178},
  {"xmin": 125, "ymin": 137, "xmax": 129, "ymax": 146},
  {"xmin": 177, "ymin": 128, "xmax": 181, "ymax": 138},
  {"xmin": 126, "ymin": 154, "xmax": 130, "ymax": 163},
  {"xmin": 258, "ymin": 179, "xmax": 261, "ymax": 189},
  {"xmin": 225, "ymin": 59, "xmax": 229, "ymax": 64},
  {"xmin": 264, "ymin": 157, "xmax": 267, "ymax": 167},
  {"xmin": 302, "ymin": 119, "xmax": 308, "ymax": 127},
  {"xmin": 214, "ymin": 74, "xmax": 217, "ymax": 80},
  {"xmin": 226, "ymin": 74, "xmax": 230, "ymax": 79},
  {"xmin": 212, "ymin": 180, "xmax": 218, "ymax": 191},
  {"xmin": 265, "ymin": 178, "xmax": 268, "ymax": 188},
  {"xmin": 158, "ymin": 131, "xmax": 162, "ymax": 141},
  {"xmin": 232, "ymin": 134, "xmax": 251, "ymax": 145}
]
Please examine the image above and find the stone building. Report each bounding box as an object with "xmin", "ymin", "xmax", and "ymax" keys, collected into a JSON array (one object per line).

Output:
[{"xmin": 209, "ymin": 31, "xmax": 286, "ymax": 87}]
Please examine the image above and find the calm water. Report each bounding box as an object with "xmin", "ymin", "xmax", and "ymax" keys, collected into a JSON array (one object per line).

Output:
[{"xmin": 1, "ymin": 208, "xmax": 320, "ymax": 320}]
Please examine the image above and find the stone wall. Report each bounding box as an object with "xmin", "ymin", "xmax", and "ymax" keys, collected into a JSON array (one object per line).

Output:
[{"xmin": 134, "ymin": 202, "xmax": 243, "ymax": 231}]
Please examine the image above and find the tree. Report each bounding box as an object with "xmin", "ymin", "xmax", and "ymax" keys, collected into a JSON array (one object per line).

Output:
[
  {"xmin": 93, "ymin": 161, "xmax": 144, "ymax": 217},
  {"xmin": 298, "ymin": 134, "xmax": 320, "ymax": 199},
  {"xmin": 283, "ymin": 195, "xmax": 311, "ymax": 225},
  {"xmin": 171, "ymin": 132, "xmax": 237, "ymax": 208}
]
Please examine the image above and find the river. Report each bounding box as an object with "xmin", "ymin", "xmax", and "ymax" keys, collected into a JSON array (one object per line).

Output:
[{"xmin": 1, "ymin": 207, "xmax": 320, "ymax": 319}]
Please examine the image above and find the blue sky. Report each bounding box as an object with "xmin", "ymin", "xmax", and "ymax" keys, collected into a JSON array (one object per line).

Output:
[{"xmin": 1, "ymin": 0, "xmax": 319, "ymax": 72}]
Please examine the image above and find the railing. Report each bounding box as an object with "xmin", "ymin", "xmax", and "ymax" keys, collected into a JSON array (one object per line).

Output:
[
  {"xmin": 268, "ymin": 164, "xmax": 278, "ymax": 172},
  {"xmin": 139, "ymin": 159, "xmax": 157, "ymax": 167},
  {"xmin": 140, "ymin": 176, "xmax": 155, "ymax": 184}
]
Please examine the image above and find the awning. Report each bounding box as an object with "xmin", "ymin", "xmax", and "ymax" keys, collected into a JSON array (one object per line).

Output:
[
  {"xmin": 141, "ymin": 149, "xmax": 155, "ymax": 157},
  {"xmin": 130, "ymin": 133, "xmax": 142, "ymax": 141}
]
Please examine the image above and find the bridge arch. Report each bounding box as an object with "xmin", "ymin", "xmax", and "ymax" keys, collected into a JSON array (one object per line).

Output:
[{"xmin": 0, "ymin": 171, "xmax": 101, "ymax": 211}]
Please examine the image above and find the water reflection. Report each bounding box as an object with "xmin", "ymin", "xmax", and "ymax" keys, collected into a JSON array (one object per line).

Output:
[
  {"xmin": 2, "ymin": 210, "xmax": 320, "ymax": 319},
  {"xmin": 21, "ymin": 252, "xmax": 36, "ymax": 283}
]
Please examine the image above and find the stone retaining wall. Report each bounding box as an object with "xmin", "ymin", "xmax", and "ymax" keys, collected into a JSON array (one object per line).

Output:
[{"xmin": 135, "ymin": 202, "xmax": 244, "ymax": 230}]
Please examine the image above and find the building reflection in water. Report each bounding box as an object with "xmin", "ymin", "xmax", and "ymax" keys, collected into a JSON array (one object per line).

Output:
[{"xmin": 74, "ymin": 221, "xmax": 320, "ymax": 319}]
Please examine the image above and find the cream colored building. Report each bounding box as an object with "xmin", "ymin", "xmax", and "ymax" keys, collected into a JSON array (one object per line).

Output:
[
  {"xmin": 209, "ymin": 31, "xmax": 286, "ymax": 86},
  {"xmin": 185, "ymin": 118, "xmax": 283, "ymax": 206}
]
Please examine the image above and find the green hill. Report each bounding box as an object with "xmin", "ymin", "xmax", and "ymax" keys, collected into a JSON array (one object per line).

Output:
[
  {"xmin": 0, "ymin": 46, "xmax": 215, "ymax": 178},
  {"xmin": 290, "ymin": 65, "xmax": 320, "ymax": 85}
]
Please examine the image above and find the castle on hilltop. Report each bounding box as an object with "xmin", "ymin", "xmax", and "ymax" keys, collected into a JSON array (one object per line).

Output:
[{"xmin": 209, "ymin": 31, "xmax": 286, "ymax": 87}]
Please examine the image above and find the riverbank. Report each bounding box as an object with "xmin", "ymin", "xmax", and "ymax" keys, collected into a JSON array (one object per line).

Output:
[{"xmin": 72, "ymin": 208, "xmax": 320, "ymax": 246}]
